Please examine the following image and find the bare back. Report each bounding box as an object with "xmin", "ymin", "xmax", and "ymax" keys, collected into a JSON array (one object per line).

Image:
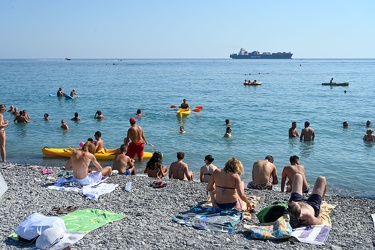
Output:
[
  {"xmin": 169, "ymin": 160, "xmax": 190, "ymax": 180},
  {"xmin": 252, "ymin": 159, "xmax": 278, "ymax": 185},
  {"xmin": 66, "ymin": 150, "xmax": 102, "ymax": 179},
  {"xmin": 112, "ymin": 152, "xmax": 133, "ymax": 174},
  {"xmin": 126, "ymin": 125, "xmax": 145, "ymax": 143},
  {"xmin": 300, "ymin": 127, "xmax": 315, "ymax": 141},
  {"xmin": 281, "ymin": 164, "xmax": 308, "ymax": 192}
]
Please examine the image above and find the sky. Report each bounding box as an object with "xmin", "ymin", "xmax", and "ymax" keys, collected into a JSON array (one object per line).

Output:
[{"xmin": 1, "ymin": 0, "xmax": 374, "ymax": 59}]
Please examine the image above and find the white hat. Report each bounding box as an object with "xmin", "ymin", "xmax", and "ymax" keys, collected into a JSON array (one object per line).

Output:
[{"xmin": 35, "ymin": 227, "xmax": 66, "ymax": 250}]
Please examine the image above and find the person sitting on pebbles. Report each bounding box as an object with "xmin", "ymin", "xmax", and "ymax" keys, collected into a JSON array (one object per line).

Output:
[
  {"xmin": 144, "ymin": 151, "xmax": 168, "ymax": 178},
  {"xmin": 169, "ymin": 152, "xmax": 193, "ymax": 181},
  {"xmin": 110, "ymin": 144, "xmax": 135, "ymax": 175},
  {"xmin": 207, "ymin": 157, "xmax": 253, "ymax": 211},
  {"xmin": 64, "ymin": 142, "xmax": 112, "ymax": 185}
]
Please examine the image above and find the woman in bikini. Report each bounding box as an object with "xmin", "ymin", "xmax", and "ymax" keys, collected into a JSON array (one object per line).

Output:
[
  {"xmin": 0, "ymin": 104, "xmax": 9, "ymax": 162},
  {"xmin": 144, "ymin": 151, "xmax": 168, "ymax": 178},
  {"xmin": 207, "ymin": 157, "xmax": 253, "ymax": 211},
  {"xmin": 199, "ymin": 155, "xmax": 218, "ymax": 183}
]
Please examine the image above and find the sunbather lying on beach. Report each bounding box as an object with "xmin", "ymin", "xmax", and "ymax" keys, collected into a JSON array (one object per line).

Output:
[
  {"xmin": 64, "ymin": 142, "xmax": 112, "ymax": 185},
  {"xmin": 288, "ymin": 173, "xmax": 327, "ymax": 226},
  {"xmin": 207, "ymin": 157, "xmax": 253, "ymax": 211}
]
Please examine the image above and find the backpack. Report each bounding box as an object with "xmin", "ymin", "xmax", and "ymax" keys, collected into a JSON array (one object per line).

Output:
[{"xmin": 257, "ymin": 202, "xmax": 299, "ymax": 228}]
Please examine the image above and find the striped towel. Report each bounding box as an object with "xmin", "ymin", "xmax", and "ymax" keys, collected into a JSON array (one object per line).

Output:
[{"xmin": 291, "ymin": 225, "xmax": 331, "ymax": 245}]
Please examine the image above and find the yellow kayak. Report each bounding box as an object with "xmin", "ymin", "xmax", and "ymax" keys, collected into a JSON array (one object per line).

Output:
[
  {"xmin": 176, "ymin": 108, "xmax": 191, "ymax": 117},
  {"xmin": 42, "ymin": 147, "xmax": 153, "ymax": 160}
]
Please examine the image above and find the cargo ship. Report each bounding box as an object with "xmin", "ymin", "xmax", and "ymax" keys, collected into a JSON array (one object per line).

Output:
[{"xmin": 230, "ymin": 48, "xmax": 293, "ymax": 59}]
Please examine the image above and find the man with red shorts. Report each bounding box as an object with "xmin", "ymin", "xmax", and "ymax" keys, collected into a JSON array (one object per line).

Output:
[{"xmin": 124, "ymin": 117, "xmax": 148, "ymax": 160}]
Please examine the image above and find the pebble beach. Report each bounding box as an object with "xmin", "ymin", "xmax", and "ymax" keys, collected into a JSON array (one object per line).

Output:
[{"xmin": 0, "ymin": 163, "xmax": 374, "ymax": 249}]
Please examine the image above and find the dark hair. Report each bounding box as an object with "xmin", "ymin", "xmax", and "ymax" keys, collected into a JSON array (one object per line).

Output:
[
  {"xmin": 74, "ymin": 112, "xmax": 79, "ymax": 117},
  {"xmin": 137, "ymin": 109, "xmax": 141, "ymax": 114},
  {"xmin": 288, "ymin": 202, "xmax": 301, "ymax": 222},
  {"xmin": 304, "ymin": 121, "xmax": 310, "ymax": 127},
  {"xmin": 96, "ymin": 110, "xmax": 102, "ymax": 115},
  {"xmin": 289, "ymin": 155, "xmax": 299, "ymax": 164},
  {"xmin": 225, "ymin": 119, "xmax": 230, "ymax": 124},
  {"xmin": 177, "ymin": 152, "xmax": 184, "ymax": 160},
  {"xmin": 44, "ymin": 113, "xmax": 49, "ymax": 117},
  {"xmin": 146, "ymin": 151, "xmax": 163, "ymax": 170},
  {"xmin": 265, "ymin": 155, "xmax": 274, "ymax": 162},
  {"xmin": 120, "ymin": 144, "xmax": 127, "ymax": 153},
  {"xmin": 94, "ymin": 131, "xmax": 101, "ymax": 137},
  {"xmin": 205, "ymin": 155, "xmax": 214, "ymax": 163}
]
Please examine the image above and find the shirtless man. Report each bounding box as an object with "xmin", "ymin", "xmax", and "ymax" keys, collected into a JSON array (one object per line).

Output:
[
  {"xmin": 14, "ymin": 111, "xmax": 29, "ymax": 123},
  {"xmin": 22, "ymin": 110, "xmax": 30, "ymax": 120},
  {"xmin": 94, "ymin": 110, "xmax": 104, "ymax": 119},
  {"xmin": 169, "ymin": 152, "xmax": 193, "ymax": 181},
  {"xmin": 124, "ymin": 117, "xmax": 148, "ymax": 160},
  {"xmin": 248, "ymin": 155, "xmax": 278, "ymax": 190},
  {"xmin": 57, "ymin": 87, "xmax": 64, "ymax": 97},
  {"xmin": 281, "ymin": 155, "xmax": 309, "ymax": 193},
  {"xmin": 94, "ymin": 131, "xmax": 104, "ymax": 153},
  {"xmin": 288, "ymin": 174, "xmax": 327, "ymax": 226},
  {"xmin": 288, "ymin": 121, "xmax": 299, "ymax": 138},
  {"xmin": 111, "ymin": 144, "xmax": 135, "ymax": 175},
  {"xmin": 300, "ymin": 121, "xmax": 315, "ymax": 142},
  {"xmin": 179, "ymin": 99, "xmax": 190, "ymax": 110},
  {"xmin": 60, "ymin": 120, "xmax": 69, "ymax": 130},
  {"xmin": 64, "ymin": 142, "xmax": 112, "ymax": 185},
  {"xmin": 71, "ymin": 112, "xmax": 80, "ymax": 121},
  {"xmin": 0, "ymin": 104, "xmax": 9, "ymax": 162}
]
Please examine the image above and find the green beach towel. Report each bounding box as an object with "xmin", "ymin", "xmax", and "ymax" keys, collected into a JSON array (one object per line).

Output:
[{"xmin": 9, "ymin": 208, "xmax": 125, "ymax": 248}]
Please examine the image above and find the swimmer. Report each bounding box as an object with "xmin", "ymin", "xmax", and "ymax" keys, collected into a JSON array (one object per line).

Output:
[
  {"xmin": 224, "ymin": 127, "xmax": 232, "ymax": 138},
  {"xmin": 180, "ymin": 126, "xmax": 185, "ymax": 134}
]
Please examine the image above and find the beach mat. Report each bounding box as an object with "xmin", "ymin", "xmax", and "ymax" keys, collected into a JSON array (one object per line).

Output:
[
  {"xmin": 0, "ymin": 171, "xmax": 8, "ymax": 199},
  {"xmin": 9, "ymin": 209, "xmax": 125, "ymax": 249},
  {"xmin": 291, "ymin": 225, "xmax": 331, "ymax": 245},
  {"xmin": 172, "ymin": 205, "xmax": 243, "ymax": 233}
]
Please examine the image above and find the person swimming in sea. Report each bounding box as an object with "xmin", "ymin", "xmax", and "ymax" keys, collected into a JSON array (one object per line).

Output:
[{"xmin": 224, "ymin": 127, "xmax": 232, "ymax": 138}]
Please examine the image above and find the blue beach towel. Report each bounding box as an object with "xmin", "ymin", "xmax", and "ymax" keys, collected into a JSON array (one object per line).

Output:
[{"xmin": 172, "ymin": 205, "xmax": 243, "ymax": 233}]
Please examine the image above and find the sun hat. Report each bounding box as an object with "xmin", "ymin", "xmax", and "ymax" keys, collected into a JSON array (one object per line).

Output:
[
  {"xmin": 129, "ymin": 117, "xmax": 136, "ymax": 124},
  {"xmin": 35, "ymin": 227, "xmax": 67, "ymax": 250}
]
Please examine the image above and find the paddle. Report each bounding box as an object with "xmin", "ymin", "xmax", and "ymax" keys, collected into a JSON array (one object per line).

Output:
[
  {"xmin": 195, "ymin": 105, "xmax": 203, "ymax": 110},
  {"xmin": 170, "ymin": 105, "xmax": 177, "ymax": 108},
  {"xmin": 192, "ymin": 109, "xmax": 201, "ymax": 112}
]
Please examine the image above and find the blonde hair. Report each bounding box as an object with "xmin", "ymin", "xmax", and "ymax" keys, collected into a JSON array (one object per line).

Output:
[
  {"xmin": 223, "ymin": 157, "xmax": 244, "ymax": 175},
  {"xmin": 82, "ymin": 142, "xmax": 96, "ymax": 154}
]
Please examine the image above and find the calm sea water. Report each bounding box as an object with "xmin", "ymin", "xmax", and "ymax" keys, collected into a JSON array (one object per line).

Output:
[{"xmin": 1, "ymin": 58, "xmax": 374, "ymax": 199}]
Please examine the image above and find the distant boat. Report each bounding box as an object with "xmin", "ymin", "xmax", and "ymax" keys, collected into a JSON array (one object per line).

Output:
[
  {"xmin": 64, "ymin": 58, "xmax": 71, "ymax": 61},
  {"xmin": 230, "ymin": 48, "xmax": 293, "ymax": 59},
  {"xmin": 322, "ymin": 82, "xmax": 349, "ymax": 86}
]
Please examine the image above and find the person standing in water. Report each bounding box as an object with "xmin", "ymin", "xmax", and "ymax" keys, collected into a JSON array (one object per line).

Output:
[
  {"xmin": 300, "ymin": 121, "xmax": 315, "ymax": 142},
  {"xmin": 289, "ymin": 121, "xmax": 299, "ymax": 138},
  {"xmin": 124, "ymin": 117, "xmax": 148, "ymax": 160},
  {"xmin": 0, "ymin": 104, "xmax": 9, "ymax": 162}
]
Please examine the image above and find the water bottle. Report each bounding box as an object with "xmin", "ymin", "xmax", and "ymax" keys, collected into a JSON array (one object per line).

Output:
[{"xmin": 125, "ymin": 182, "xmax": 132, "ymax": 191}]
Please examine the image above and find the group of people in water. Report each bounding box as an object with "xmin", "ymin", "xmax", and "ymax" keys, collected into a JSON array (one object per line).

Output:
[
  {"xmin": 56, "ymin": 87, "xmax": 76, "ymax": 97},
  {"xmin": 243, "ymin": 79, "xmax": 258, "ymax": 85}
]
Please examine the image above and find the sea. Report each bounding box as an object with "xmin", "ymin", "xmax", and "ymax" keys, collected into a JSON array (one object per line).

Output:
[{"xmin": 1, "ymin": 58, "xmax": 374, "ymax": 199}]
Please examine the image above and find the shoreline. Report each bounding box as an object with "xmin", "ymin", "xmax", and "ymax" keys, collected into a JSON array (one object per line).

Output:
[{"xmin": 1, "ymin": 163, "xmax": 374, "ymax": 249}]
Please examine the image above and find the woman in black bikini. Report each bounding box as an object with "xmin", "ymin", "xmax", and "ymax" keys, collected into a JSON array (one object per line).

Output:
[{"xmin": 207, "ymin": 157, "xmax": 253, "ymax": 211}]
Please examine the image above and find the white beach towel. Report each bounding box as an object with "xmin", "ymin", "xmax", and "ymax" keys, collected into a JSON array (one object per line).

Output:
[
  {"xmin": 291, "ymin": 225, "xmax": 331, "ymax": 245},
  {"xmin": 47, "ymin": 177, "xmax": 117, "ymax": 201}
]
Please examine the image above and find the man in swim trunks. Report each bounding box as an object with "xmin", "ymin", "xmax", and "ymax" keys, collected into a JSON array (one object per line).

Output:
[
  {"xmin": 288, "ymin": 173, "xmax": 327, "ymax": 226},
  {"xmin": 288, "ymin": 121, "xmax": 299, "ymax": 138},
  {"xmin": 179, "ymin": 99, "xmax": 190, "ymax": 110},
  {"xmin": 281, "ymin": 155, "xmax": 309, "ymax": 193},
  {"xmin": 248, "ymin": 155, "xmax": 278, "ymax": 190},
  {"xmin": 124, "ymin": 117, "xmax": 148, "ymax": 160},
  {"xmin": 169, "ymin": 152, "xmax": 193, "ymax": 181},
  {"xmin": 111, "ymin": 144, "xmax": 135, "ymax": 175},
  {"xmin": 300, "ymin": 121, "xmax": 315, "ymax": 142},
  {"xmin": 64, "ymin": 142, "xmax": 112, "ymax": 186}
]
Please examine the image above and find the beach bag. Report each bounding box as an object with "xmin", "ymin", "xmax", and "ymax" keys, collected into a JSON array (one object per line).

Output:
[
  {"xmin": 246, "ymin": 214, "xmax": 292, "ymax": 240},
  {"xmin": 257, "ymin": 202, "xmax": 299, "ymax": 228},
  {"xmin": 15, "ymin": 213, "xmax": 66, "ymax": 241}
]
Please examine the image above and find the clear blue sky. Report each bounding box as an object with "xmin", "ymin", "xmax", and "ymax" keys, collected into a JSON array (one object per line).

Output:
[{"xmin": 1, "ymin": 0, "xmax": 374, "ymax": 58}]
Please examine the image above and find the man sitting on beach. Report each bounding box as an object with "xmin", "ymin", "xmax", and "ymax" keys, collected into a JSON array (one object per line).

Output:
[
  {"xmin": 111, "ymin": 144, "xmax": 135, "ymax": 175},
  {"xmin": 64, "ymin": 142, "xmax": 112, "ymax": 186},
  {"xmin": 288, "ymin": 174, "xmax": 327, "ymax": 226},
  {"xmin": 281, "ymin": 155, "xmax": 309, "ymax": 193},
  {"xmin": 169, "ymin": 152, "xmax": 193, "ymax": 181},
  {"xmin": 247, "ymin": 155, "xmax": 278, "ymax": 190}
]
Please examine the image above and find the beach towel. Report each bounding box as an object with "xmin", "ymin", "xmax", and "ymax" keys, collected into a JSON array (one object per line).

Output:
[
  {"xmin": 0, "ymin": 171, "xmax": 8, "ymax": 199},
  {"xmin": 244, "ymin": 214, "xmax": 292, "ymax": 240},
  {"xmin": 172, "ymin": 206, "xmax": 243, "ymax": 233},
  {"xmin": 47, "ymin": 177, "xmax": 117, "ymax": 201},
  {"xmin": 10, "ymin": 209, "xmax": 125, "ymax": 249},
  {"xmin": 291, "ymin": 225, "xmax": 331, "ymax": 245}
]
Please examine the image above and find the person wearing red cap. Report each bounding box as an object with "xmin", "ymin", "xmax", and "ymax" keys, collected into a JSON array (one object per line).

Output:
[{"xmin": 124, "ymin": 117, "xmax": 148, "ymax": 160}]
